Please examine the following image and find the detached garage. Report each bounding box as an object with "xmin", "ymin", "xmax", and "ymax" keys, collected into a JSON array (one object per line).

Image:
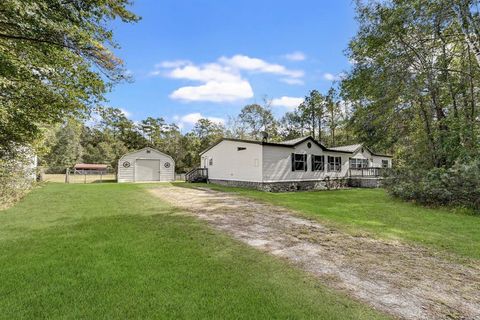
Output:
[{"xmin": 117, "ymin": 147, "xmax": 175, "ymax": 183}]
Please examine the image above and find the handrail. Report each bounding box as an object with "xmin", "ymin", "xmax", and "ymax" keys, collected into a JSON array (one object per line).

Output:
[
  {"xmin": 349, "ymin": 167, "xmax": 385, "ymax": 177},
  {"xmin": 185, "ymin": 167, "xmax": 208, "ymax": 182}
]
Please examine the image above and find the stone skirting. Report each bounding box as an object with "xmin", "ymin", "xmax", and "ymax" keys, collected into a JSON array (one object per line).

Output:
[
  {"xmin": 208, "ymin": 178, "xmax": 350, "ymax": 192},
  {"xmin": 348, "ymin": 177, "xmax": 383, "ymax": 188},
  {"xmin": 208, "ymin": 177, "xmax": 383, "ymax": 192}
]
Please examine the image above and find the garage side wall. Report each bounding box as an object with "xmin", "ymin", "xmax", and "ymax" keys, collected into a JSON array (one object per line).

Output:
[
  {"xmin": 201, "ymin": 140, "xmax": 263, "ymax": 182},
  {"xmin": 117, "ymin": 148, "xmax": 175, "ymax": 182}
]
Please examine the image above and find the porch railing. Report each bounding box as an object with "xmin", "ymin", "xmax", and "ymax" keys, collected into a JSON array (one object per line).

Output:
[
  {"xmin": 349, "ymin": 167, "xmax": 385, "ymax": 177},
  {"xmin": 185, "ymin": 168, "xmax": 208, "ymax": 183}
]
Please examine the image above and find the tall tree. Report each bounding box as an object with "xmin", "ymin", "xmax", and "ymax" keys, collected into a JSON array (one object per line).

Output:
[
  {"xmin": 342, "ymin": 0, "xmax": 480, "ymax": 168},
  {"xmin": 238, "ymin": 104, "xmax": 278, "ymax": 140},
  {"xmin": 279, "ymin": 110, "xmax": 306, "ymax": 139},
  {"xmin": 325, "ymin": 88, "xmax": 342, "ymax": 146},
  {"xmin": 192, "ymin": 119, "xmax": 225, "ymax": 151},
  {"xmin": 297, "ymin": 90, "xmax": 325, "ymax": 141},
  {"xmin": 43, "ymin": 118, "xmax": 84, "ymax": 172},
  {"xmin": 0, "ymin": 0, "xmax": 139, "ymax": 153}
]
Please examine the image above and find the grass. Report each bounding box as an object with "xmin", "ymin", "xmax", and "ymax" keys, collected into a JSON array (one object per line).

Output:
[
  {"xmin": 181, "ymin": 183, "xmax": 480, "ymax": 261},
  {"xmin": 0, "ymin": 183, "xmax": 388, "ymax": 319}
]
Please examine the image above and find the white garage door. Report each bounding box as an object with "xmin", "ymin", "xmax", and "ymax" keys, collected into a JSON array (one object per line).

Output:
[{"xmin": 135, "ymin": 159, "xmax": 160, "ymax": 181}]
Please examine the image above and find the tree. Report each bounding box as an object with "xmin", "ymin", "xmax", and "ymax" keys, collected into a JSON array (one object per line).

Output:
[
  {"xmin": 43, "ymin": 118, "xmax": 84, "ymax": 172},
  {"xmin": 342, "ymin": 0, "xmax": 480, "ymax": 169},
  {"xmin": 97, "ymin": 107, "xmax": 147, "ymax": 150},
  {"xmin": 0, "ymin": 0, "xmax": 139, "ymax": 152},
  {"xmin": 193, "ymin": 119, "xmax": 225, "ymax": 150},
  {"xmin": 238, "ymin": 104, "xmax": 278, "ymax": 140},
  {"xmin": 325, "ymin": 88, "xmax": 342, "ymax": 146},
  {"xmin": 279, "ymin": 110, "xmax": 305, "ymax": 139},
  {"xmin": 297, "ymin": 90, "xmax": 325, "ymax": 141}
]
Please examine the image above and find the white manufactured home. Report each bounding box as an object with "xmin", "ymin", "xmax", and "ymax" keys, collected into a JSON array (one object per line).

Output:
[
  {"xmin": 117, "ymin": 147, "xmax": 175, "ymax": 183},
  {"xmin": 192, "ymin": 136, "xmax": 391, "ymax": 191}
]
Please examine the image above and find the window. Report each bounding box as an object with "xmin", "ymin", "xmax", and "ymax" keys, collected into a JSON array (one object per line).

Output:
[
  {"xmin": 311, "ymin": 155, "xmax": 324, "ymax": 171},
  {"xmin": 209, "ymin": 158, "xmax": 213, "ymax": 166},
  {"xmin": 382, "ymin": 160, "xmax": 389, "ymax": 168},
  {"xmin": 349, "ymin": 158, "xmax": 369, "ymax": 169},
  {"xmin": 291, "ymin": 153, "xmax": 307, "ymax": 171},
  {"xmin": 328, "ymin": 156, "xmax": 342, "ymax": 172},
  {"xmin": 307, "ymin": 142, "xmax": 312, "ymax": 148},
  {"xmin": 237, "ymin": 147, "xmax": 246, "ymax": 151}
]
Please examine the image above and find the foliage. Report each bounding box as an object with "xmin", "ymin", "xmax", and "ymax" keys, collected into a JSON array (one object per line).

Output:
[
  {"xmin": 0, "ymin": 150, "xmax": 36, "ymax": 209},
  {"xmin": 0, "ymin": 183, "xmax": 387, "ymax": 319},
  {"xmin": 342, "ymin": 0, "xmax": 480, "ymax": 168},
  {"xmin": 340, "ymin": 0, "xmax": 480, "ymax": 209},
  {"xmin": 186, "ymin": 183, "xmax": 480, "ymax": 260},
  {"xmin": 0, "ymin": 0, "xmax": 139, "ymax": 151},
  {"xmin": 298, "ymin": 90, "xmax": 324, "ymax": 140},
  {"xmin": 43, "ymin": 118, "xmax": 83, "ymax": 172},
  {"xmin": 237, "ymin": 103, "xmax": 278, "ymax": 140},
  {"xmin": 280, "ymin": 88, "xmax": 356, "ymax": 146},
  {"xmin": 384, "ymin": 160, "xmax": 480, "ymax": 211}
]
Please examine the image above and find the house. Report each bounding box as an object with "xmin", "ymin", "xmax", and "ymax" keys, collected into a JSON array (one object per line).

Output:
[
  {"xmin": 192, "ymin": 136, "xmax": 392, "ymax": 191},
  {"xmin": 117, "ymin": 147, "xmax": 175, "ymax": 182}
]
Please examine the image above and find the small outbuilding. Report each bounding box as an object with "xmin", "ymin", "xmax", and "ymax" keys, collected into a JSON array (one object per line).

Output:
[{"xmin": 117, "ymin": 147, "xmax": 175, "ymax": 183}]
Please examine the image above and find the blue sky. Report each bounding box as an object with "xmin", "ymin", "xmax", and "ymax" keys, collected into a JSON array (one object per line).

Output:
[{"xmin": 107, "ymin": 0, "xmax": 357, "ymax": 131}]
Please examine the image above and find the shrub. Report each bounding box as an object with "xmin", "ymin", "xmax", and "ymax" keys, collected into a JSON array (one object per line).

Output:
[
  {"xmin": 0, "ymin": 152, "xmax": 36, "ymax": 210},
  {"xmin": 384, "ymin": 160, "xmax": 480, "ymax": 212}
]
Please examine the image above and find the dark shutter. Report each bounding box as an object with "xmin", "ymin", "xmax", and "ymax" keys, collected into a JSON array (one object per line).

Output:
[
  {"xmin": 311, "ymin": 155, "xmax": 315, "ymax": 171},
  {"xmin": 304, "ymin": 154, "xmax": 308, "ymax": 171},
  {"xmin": 291, "ymin": 153, "xmax": 295, "ymax": 171}
]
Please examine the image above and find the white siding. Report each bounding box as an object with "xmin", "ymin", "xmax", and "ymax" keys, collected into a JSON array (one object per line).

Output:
[
  {"xmin": 350, "ymin": 148, "xmax": 392, "ymax": 168},
  {"xmin": 262, "ymin": 141, "xmax": 350, "ymax": 182},
  {"xmin": 201, "ymin": 140, "xmax": 263, "ymax": 182},
  {"xmin": 371, "ymin": 156, "xmax": 392, "ymax": 168},
  {"xmin": 117, "ymin": 148, "xmax": 175, "ymax": 182}
]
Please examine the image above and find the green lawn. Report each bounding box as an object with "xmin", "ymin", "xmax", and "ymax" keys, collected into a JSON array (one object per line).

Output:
[
  {"xmin": 182, "ymin": 183, "xmax": 480, "ymax": 261},
  {"xmin": 0, "ymin": 183, "xmax": 387, "ymax": 319}
]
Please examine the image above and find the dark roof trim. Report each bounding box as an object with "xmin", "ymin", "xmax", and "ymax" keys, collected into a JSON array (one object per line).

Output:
[
  {"xmin": 199, "ymin": 136, "xmax": 355, "ymax": 156},
  {"xmin": 360, "ymin": 145, "xmax": 393, "ymax": 158}
]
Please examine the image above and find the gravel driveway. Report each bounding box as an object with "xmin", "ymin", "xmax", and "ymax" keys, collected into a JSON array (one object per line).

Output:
[{"xmin": 149, "ymin": 186, "xmax": 480, "ymax": 320}]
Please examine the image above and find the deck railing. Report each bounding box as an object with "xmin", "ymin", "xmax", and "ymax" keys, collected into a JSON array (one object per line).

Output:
[
  {"xmin": 185, "ymin": 168, "xmax": 208, "ymax": 182},
  {"xmin": 349, "ymin": 167, "xmax": 386, "ymax": 177}
]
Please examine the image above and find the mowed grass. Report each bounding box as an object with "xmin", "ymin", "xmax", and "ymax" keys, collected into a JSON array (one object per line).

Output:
[
  {"xmin": 181, "ymin": 183, "xmax": 480, "ymax": 260},
  {"xmin": 0, "ymin": 183, "xmax": 388, "ymax": 319}
]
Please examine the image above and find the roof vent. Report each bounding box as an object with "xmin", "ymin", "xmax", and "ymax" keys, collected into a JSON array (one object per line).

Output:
[{"xmin": 261, "ymin": 131, "xmax": 269, "ymax": 142}]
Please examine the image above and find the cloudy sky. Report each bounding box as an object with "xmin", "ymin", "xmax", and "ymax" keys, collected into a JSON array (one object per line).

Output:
[{"xmin": 107, "ymin": 0, "xmax": 357, "ymax": 130}]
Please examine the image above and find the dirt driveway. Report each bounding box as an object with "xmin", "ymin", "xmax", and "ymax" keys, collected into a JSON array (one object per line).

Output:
[{"xmin": 149, "ymin": 186, "xmax": 480, "ymax": 320}]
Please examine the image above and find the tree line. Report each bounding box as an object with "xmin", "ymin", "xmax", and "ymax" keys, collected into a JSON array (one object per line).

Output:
[
  {"xmin": 43, "ymin": 88, "xmax": 352, "ymax": 174},
  {"xmin": 342, "ymin": 0, "xmax": 480, "ymax": 210}
]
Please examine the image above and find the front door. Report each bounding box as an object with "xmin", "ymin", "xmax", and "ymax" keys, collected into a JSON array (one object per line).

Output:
[{"xmin": 135, "ymin": 159, "xmax": 160, "ymax": 181}]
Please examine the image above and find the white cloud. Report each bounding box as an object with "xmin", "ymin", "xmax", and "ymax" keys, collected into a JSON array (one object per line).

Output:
[
  {"xmin": 153, "ymin": 54, "xmax": 304, "ymax": 102},
  {"xmin": 323, "ymin": 72, "xmax": 344, "ymax": 81},
  {"xmin": 219, "ymin": 55, "xmax": 304, "ymax": 78},
  {"xmin": 156, "ymin": 60, "xmax": 191, "ymax": 68},
  {"xmin": 271, "ymin": 96, "xmax": 304, "ymax": 110},
  {"xmin": 119, "ymin": 108, "xmax": 131, "ymax": 118},
  {"xmin": 170, "ymin": 80, "xmax": 253, "ymax": 102},
  {"xmin": 167, "ymin": 63, "xmax": 240, "ymax": 82},
  {"xmin": 177, "ymin": 113, "xmax": 225, "ymax": 127},
  {"xmin": 284, "ymin": 51, "xmax": 306, "ymax": 61},
  {"xmin": 280, "ymin": 78, "xmax": 304, "ymax": 85},
  {"xmin": 160, "ymin": 62, "xmax": 253, "ymax": 102}
]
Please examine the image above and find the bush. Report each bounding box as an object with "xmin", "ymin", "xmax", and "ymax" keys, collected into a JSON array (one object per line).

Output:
[
  {"xmin": 0, "ymin": 152, "xmax": 36, "ymax": 210},
  {"xmin": 384, "ymin": 160, "xmax": 480, "ymax": 212}
]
